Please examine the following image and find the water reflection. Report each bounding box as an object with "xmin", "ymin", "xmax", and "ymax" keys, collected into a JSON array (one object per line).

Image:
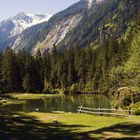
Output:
[{"xmin": 3, "ymin": 94, "xmax": 111, "ymax": 113}]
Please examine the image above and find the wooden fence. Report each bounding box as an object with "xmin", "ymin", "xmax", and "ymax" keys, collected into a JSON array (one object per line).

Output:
[{"xmin": 77, "ymin": 106, "xmax": 133, "ymax": 117}]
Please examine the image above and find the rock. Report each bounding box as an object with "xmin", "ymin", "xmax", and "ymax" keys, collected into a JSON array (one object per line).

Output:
[
  {"xmin": 2, "ymin": 100, "xmax": 7, "ymax": 103},
  {"xmin": 35, "ymin": 108, "xmax": 39, "ymax": 111},
  {"xmin": 53, "ymin": 119, "xmax": 59, "ymax": 124}
]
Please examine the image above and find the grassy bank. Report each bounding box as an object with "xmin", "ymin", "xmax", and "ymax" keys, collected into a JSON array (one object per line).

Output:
[
  {"xmin": 0, "ymin": 93, "xmax": 63, "ymax": 107},
  {"xmin": 9, "ymin": 93, "xmax": 63, "ymax": 100},
  {"xmin": 0, "ymin": 111, "xmax": 140, "ymax": 139},
  {"xmin": 0, "ymin": 93, "xmax": 140, "ymax": 139},
  {"xmin": 29, "ymin": 112, "xmax": 140, "ymax": 131}
]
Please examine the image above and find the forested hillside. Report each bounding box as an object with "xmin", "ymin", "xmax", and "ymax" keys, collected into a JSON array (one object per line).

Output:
[
  {"xmin": 58, "ymin": 0, "xmax": 140, "ymax": 50},
  {"xmin": 0, "ymin": 13, "xmax": 139, "ymax": 94}
]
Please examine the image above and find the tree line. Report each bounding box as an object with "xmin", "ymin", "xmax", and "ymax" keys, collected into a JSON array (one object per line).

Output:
[{"xmin": 0, "ymin": 18, "xmax": 139, "ymax": 94}]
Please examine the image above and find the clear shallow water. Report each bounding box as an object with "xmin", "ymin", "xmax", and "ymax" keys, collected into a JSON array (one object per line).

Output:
[{"xmin": 3, "ymin": 94, "xmax": 111, "ymax": 113}]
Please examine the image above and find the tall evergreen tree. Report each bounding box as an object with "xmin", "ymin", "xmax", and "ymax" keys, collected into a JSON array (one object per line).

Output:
[{"xmin": 1, "ymin": 48, "xmax": 20, "ymax": 92}]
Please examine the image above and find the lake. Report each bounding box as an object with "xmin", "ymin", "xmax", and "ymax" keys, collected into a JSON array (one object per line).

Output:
[{"xmin": 3, "ymin": 94, "xmax": 111, "ymax": 113}]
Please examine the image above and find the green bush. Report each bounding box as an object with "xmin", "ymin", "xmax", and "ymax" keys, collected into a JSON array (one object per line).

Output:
[
  {"xmin": 134, "ymin": 109, "xmax": 140, "ymax": 115},
  {"xmin": 69, "ymin": 83, "xmax": 79, "ymax": 93}
]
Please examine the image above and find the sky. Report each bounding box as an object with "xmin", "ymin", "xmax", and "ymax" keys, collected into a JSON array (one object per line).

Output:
[{"xmin": 0, "ymin": 0, "xmax": 79, "ymax": 21}]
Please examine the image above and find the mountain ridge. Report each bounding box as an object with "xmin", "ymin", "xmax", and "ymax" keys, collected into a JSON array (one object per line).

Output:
[
  {"xmin": 0, "ymin": 0, "xmax": 140, "ymax": 55},
  {"xmin": 9, "ymin": 0, "xmax": 106, "ymax": 54}
]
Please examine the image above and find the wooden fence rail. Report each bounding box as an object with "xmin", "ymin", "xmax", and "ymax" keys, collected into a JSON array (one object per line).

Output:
[{"xmin": 77, "ymin": 106, "xmax": 133, "ymax": 117}]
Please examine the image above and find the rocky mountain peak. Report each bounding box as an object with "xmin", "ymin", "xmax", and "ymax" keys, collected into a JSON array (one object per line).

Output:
[{"xmin": 0, "ymin": 12, "xmax": 52, "ymax": 38}]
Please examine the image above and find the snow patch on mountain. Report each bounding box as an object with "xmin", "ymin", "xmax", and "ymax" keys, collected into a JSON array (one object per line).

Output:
[
  {"xmin": 11, "ymin": 13, "xmax": 52, "ymax": 37},
  {"xmin": 85, "ymin": 0, "xmax": 104, "ymax": 8},
  {"xmin": 87, "ymin": 0, "xmax": 93, "ymax": 8},
  {"xmin": 96, "ymin": 0, "xmax": 104, "ymax": 4},
  {"xmin": 0, "ymin": 12, "xmax": 52, "ymax": 38},
  {"xmin": 22, "ymin": 13, "xmax": 52, "ymax": 28}
]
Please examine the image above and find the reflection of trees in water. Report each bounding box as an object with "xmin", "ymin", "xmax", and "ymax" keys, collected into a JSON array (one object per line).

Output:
[
  {"xmin": 43, "ymin": 95, "xmax": 65, "ymax": 112},
  {"xmin": 3, "ymin": 103, "xmax": 23, "ymax": 112},
  {"xmin": 30, "ymin": 95, "xmax": 110, "ymax": 112},
  {"xmin": 24, "ymin": 100, "xmax": 45, "ymax": 112},
  {"xmin": 76, "ymin": 95, "xmax": 111, "ymax": 109},
  {"xmin": 4, "ymin": 95, "xmax": 111, "ymax": 113}
]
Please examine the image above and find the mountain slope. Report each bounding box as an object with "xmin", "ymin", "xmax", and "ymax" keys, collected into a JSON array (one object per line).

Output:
[
  {"xmin": 0, "ymin": 12, "xmax": 51, "ymax": 50},
  {"xmin": 11, "ymin": 0, "xmax": 105, "ymax": 53},
  {"xmin": 58, "ymin": 0, "xmax": 140, "ymax": 50},
  {"xmin": 1, "ymin": 0, "xmax": 140, "ymax": 55},
  {"xmin": 11, "ymin": 0, "xmax": 140, "ymax": 54}
]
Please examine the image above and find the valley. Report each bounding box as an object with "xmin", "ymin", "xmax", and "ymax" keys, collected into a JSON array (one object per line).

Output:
[{"xmin": 0, "ymin": 0, "xmax": 140, "ymax": 139}]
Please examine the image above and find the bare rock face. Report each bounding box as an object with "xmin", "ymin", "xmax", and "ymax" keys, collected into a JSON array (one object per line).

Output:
[{"xmin": 32, "ymin": 14, "xmax": 82, "ymax": 54}]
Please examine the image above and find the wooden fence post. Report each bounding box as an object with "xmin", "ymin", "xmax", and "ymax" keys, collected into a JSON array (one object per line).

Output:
[
  {"xmin": 78, "ymin": 105, "xmax": 82, "ymax": 114},
  {"xmin": 129, "ymin": 108, "xmax": 131, "ymax": 116},
  {"xmin": 98, "ymin": 106, "xmax": 101, "ymax": 115},
  {"xmin": 77, "ymin": 106, "xmax": 133, "ymax": 117}
]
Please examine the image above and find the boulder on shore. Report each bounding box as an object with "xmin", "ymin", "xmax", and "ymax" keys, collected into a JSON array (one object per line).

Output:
[{"xmin": 2, "ymin": 100, "xmax": 7, "ymax": 104}]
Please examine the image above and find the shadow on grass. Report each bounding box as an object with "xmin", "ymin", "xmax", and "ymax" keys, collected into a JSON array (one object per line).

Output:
[
  {"xmin": 0, "ymin": 94, "xmax": 16, "ymax": 99},
  {"xmin": 0, "ymin": 110, "xmax": 96, "ymax": 140},
  {"xmin": 0, "ymin": 111, "xmax": 140, "ymax": 140},
  {"xmin": 91, "ymin": 121, "xmax": 140, "ymax": 140}
]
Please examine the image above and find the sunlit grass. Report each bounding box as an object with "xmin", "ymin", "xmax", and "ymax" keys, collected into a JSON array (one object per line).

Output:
[
  {"xmin": 1, "ymin": 93, "xmax": 140, "ymax": 139},
  {"xmin": 26, "ymin": 112, "xmax": 140, "ymax": 139},
  {"xmin": 10, "ymin": 93, "xmax": 63, "ymax": 100},
  {"xmin": 27, "ymin": 112, "xmax": 140, "ymax": 131}
]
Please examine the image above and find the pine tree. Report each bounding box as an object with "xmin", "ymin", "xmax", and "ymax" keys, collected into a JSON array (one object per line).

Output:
[
  {"xmin": 0, "ymin": 52, "xmax": 2, "ymax": 92},
  {"xmin": 68, "ymin": 62, "xmax": 76, "ymax": 85},
  {"xmin": 23, "ymin": 73, "xmax": 31, "ymax": 92},
  {"xmin": 50, "ymin": 44, "xmax": 59, "ymax": 88},
  {"xmin": 1, "ymin": 48, "xmax": 20, "ymax": 92},
  {"xmin": 36, "ymin": 49, "xmax": 44, "ymax": 91},
  {"xmin": 77, "ymin": 51, "xmax": 86, "ymax": 84},
  {"xmin": 43, "ymin": 54, "xmax": 51, "ymax": 91},
  {"xmin": 16, "ymin": 50, "xmax": 27, "ymax": 91}
]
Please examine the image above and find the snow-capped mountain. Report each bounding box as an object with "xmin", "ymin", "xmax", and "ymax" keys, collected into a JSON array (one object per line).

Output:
[
  {"xmin": 15, "ymin": 0, "xmax": 105, "ymax": 54},
  {"xmin": 0, "ymin": 12, "xmax": 51, "ymax": 50},
  {"xmin": 10, "ymin": 0, "xmax": 92, "ymax": 53},
  {"xmin": 2, "ymin": 0, "xmax": 135, "ymax": 55},
  {"xmin": 0, "ymin": 12, "xmax": 51, "ymax": 38}
]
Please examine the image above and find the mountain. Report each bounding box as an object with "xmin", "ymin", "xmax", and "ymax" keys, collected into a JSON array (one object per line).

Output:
[
  {"xmin": 0, "ymin": 12, "xmax": 51, "ymax": 50},
  {"xmin": 58, "ymin": 0, "xmax": 140, "ymax": 50},
  {"xmin": 10, "ymin": 0, "xmax": 105, "ymax": 53},
  {"xmin": 1, "ymin": 0, "xmax": 140, "ymax": 55}
]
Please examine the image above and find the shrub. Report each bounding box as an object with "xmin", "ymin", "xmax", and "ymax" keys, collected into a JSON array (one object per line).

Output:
[{"xmin": 134, "ymin": 109, "xmax": 140, "ymax": 115}]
